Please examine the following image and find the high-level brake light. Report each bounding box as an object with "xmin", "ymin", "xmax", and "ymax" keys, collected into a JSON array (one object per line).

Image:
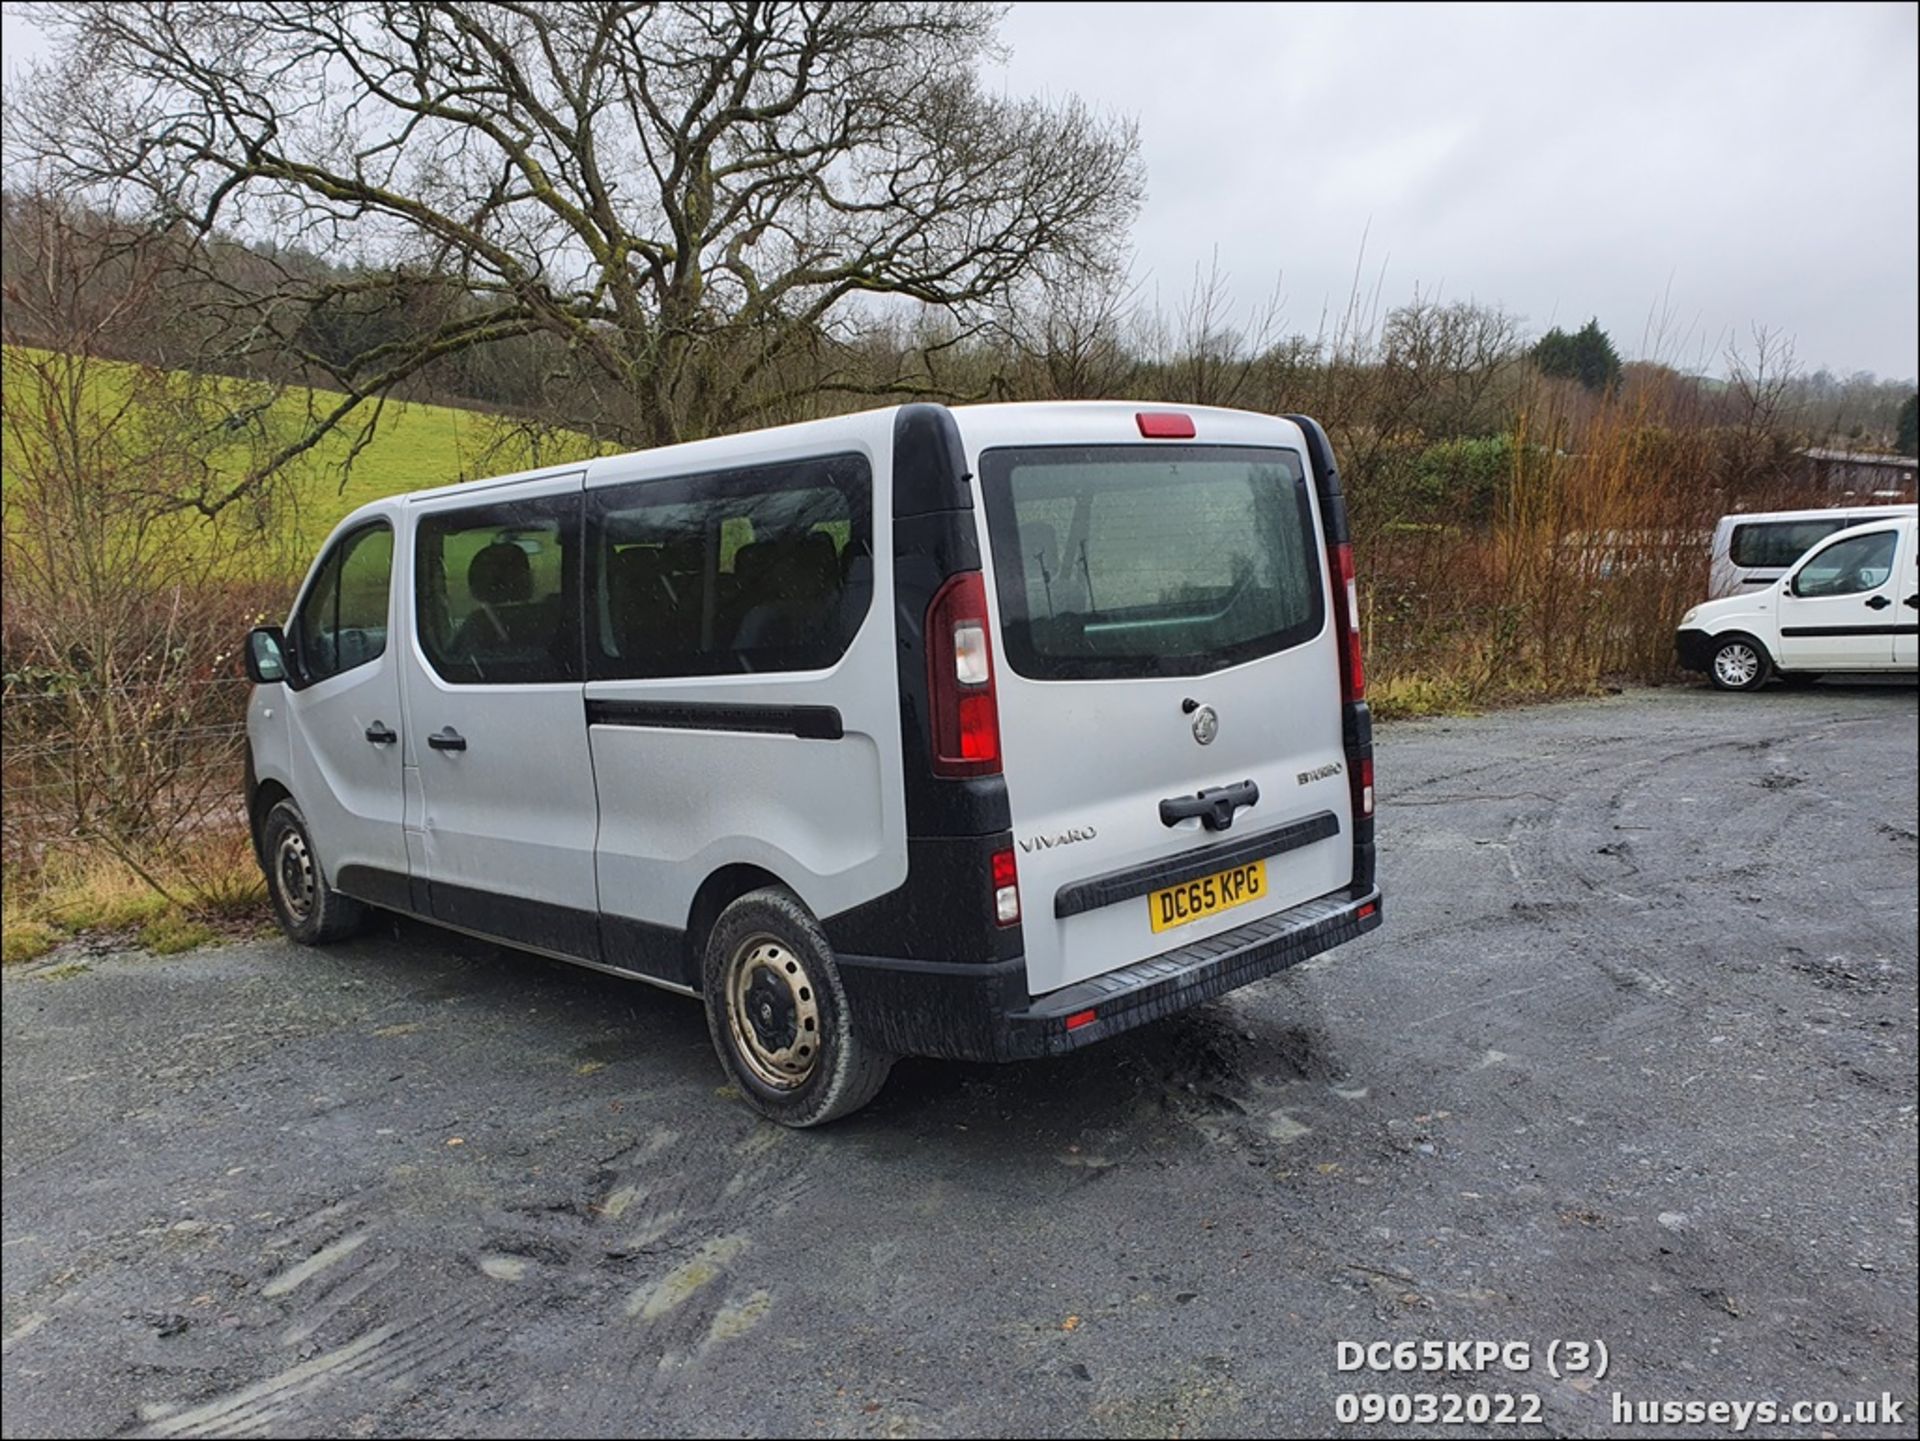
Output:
[{"xmin": 1135, "ymin": 411, "xmax": 1196, "ymax": 439}]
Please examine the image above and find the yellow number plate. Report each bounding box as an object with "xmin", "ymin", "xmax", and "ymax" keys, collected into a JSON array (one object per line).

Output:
[{"xmin": 1148, "ymin": 859, "xmax": 1267, "ymax": 933}]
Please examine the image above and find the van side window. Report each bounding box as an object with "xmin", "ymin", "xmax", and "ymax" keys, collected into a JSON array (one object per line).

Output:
[
  {"xmin": 586, "ymin": 454, "xmax": 873, "ymax": 679},
  {"xmin": 416, "ymin": 495, "xmax": 581, "ymax": 684},
  {"xmin": 291, "ymin": 521, "xmax": 393, "ymax": 685},
  {"xmin": 1791, "ymin": 530, "xmax": 1898, "ymax": 598},
  {"xmin": 1729, "ymin": 519, "xmax": 1846, "ymax": 569}
]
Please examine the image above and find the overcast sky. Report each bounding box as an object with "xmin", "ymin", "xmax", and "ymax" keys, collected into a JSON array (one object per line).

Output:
[
  {"xmin": 987, "ymin": 2, "xmax": 1918, "ymax": 381},
  {"xmin": 4, "ymin": 2, "xmax": 1914, "ymax": 380}
]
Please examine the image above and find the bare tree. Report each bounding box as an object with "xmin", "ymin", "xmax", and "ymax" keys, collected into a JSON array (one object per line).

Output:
[
  {"xmin": 995, "ymin": 256, "xmax": 1140, "ymax": 401},
  {"xmin": 11, "ymin": 1, "xmax": 1142, "ymax": 510}
]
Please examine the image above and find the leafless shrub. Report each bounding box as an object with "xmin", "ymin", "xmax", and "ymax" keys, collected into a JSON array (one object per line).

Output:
[{"xmin": 1, "ymin": 191, "xmax": 290, "ymax": 901}]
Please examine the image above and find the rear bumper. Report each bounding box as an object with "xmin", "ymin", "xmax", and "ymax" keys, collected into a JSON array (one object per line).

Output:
[
  {"xmin": 837, "ymin": 885, "xmax": 1383, "ymax": 1063},
  {"xmin": 1675, "ymin": 628, "xmax": 1716, "ymax": 673}
]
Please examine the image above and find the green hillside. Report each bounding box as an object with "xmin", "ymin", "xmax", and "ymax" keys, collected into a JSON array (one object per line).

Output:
[{"xmin": 1, "ymin": 346, "xmax": 601, "ymax": 578}]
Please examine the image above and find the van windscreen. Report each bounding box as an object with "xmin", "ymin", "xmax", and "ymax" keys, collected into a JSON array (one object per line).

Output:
[{"xmin": 979, "ymin": 445, "xmax": 1324, "ymax": 680}]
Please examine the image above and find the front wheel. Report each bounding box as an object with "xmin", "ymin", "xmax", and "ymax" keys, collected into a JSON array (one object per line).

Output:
[
  {"xmin": 1708, "ymin": 635, "xmax": 1772, "ymax": 692},
  {"xmin": 701, "ymin": 887, "xmax": 892, "ymax": 1128},
  {"xmin": 260, "ymin": 799, "xmax": 367, "ymax": 944}
]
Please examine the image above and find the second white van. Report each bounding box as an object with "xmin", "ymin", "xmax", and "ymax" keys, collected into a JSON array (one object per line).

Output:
[
  {"xmin": 1708, "ymin": 504, "xmax": 1917, "ymax": 597},
  {"xmin": 1679, "ymin": 512, "xmax": 1920, "ymax": 689},
  {"xmin": 243, "ymin": 402, "xmax": 1383, "ymax": 1125}
]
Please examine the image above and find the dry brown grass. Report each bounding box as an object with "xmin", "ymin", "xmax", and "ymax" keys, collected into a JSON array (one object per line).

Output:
[{"xmin": 0, "ymin": 826, "xmax": 264, "ymax": 964}]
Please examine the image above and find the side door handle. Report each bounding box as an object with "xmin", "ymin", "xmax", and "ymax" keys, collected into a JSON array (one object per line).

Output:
[
  {"xmin": 365, "ymin": 721, "xmax": 398, "ymax": 745},
  {"xmin": 1904, "ymin": 594, "xmax": 1918, "ymax": 610},
  {"xmin": 427, "ymin": 726, "xmax": 467, "ymax": 752},
  {"xmin": 1865, "ymin": 595, "xmax": 1891, "ymax": 611}
]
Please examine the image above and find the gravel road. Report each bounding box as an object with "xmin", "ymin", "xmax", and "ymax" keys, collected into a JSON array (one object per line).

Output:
[{"xmin": 4, "ymin": 683, "xmax": 1916, "ymax": 1439}]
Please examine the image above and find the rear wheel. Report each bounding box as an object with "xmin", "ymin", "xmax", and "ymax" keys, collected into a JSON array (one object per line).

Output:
[
  {"xmin": 1708, "ymin": 635, "xmax": 1772, "ymax": 692},
  {"xmin": 701, "ymin": 887, "xmax": 892, "ymax": 1128},
  {"xmin": 261, "ymin": 799, "xmax": 367, "ymax": 944}
]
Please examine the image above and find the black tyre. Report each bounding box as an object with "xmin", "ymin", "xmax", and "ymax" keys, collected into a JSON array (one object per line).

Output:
[
  {"xmin": 261, "ymin": 799, "xmax": 367, "ymax": 945},
  {"xmin": 1707, "ymin": 634, "xmax": 1772, "ymax": 692},
  {"xmin": 701, "ymin": 887, "xmax": 892, "ymax": 1128}
]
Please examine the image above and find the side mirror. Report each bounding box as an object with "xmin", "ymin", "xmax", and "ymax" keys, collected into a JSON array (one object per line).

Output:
[{"xmin": 245, "ymin": 625, "xmax": 289, "ymax": 684}]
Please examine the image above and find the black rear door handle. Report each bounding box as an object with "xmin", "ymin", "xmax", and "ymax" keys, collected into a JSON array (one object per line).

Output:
[
  {"xmin": 364, "ymin": 721, "xmax": 397, "ymax": 745},
  {"xmin": 427, "ymin": 727, "xmax": 467, "ymax": 752},
  {"xmin": 1902, "ymin": 594, "xmax": 1917, "ymax": 610},
  {"xmin": 1159, "ymin": 779, "xmax": 1260, "ymax": 832},
  {"xmin": 1865, "ymin": 594, "xmax": 1891, "ymax": 610}
]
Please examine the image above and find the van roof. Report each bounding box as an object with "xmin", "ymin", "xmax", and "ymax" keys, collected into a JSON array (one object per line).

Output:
[
  {"xmin": 1717, "ymin": 502, "xmax": 1917, "ymax": 526},
  {"xmin": 367, "ymin": 400, "xmax": 1308, "ymax": 516}
]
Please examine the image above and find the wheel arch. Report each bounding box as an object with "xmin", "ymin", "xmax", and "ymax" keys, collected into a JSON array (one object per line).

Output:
[
  {"xmin": 684, "ymin": 863, "xmax": 791, "ymax": 991},
  {"xmin": 249, "ymin": 776, "xmax": 294, "ymax": 867},
  {"xmin": 1712, "ymin": 629, "xmax": 1777, "ymax": 666}
]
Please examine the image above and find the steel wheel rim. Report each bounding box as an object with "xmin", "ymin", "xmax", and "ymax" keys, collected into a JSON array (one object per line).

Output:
[
  {"xmin": 275, "ymin": 828, "xmax": 316, "ymax": 921},
  {"xmin": 1714, "ymin": 643, "xmax": 1759, "ymax": 687},
  {"xmin": 724, "ymin": 935, "xmax": 822, "ymax": 1090}
]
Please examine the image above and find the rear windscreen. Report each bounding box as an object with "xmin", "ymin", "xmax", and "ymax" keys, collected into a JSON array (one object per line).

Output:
[{"xmin": 979, "ymin": 445, "xmax": 1325, "ymax": 680}]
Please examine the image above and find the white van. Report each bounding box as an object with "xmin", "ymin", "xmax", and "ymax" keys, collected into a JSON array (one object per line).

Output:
[
  {"xmin": 243, "ymin": 403, "xmax": 1382, "ymax": 1125},
  {"xmin": 1707, "ymin": 504, "xmax": 1917, "ymax": 598},
  {"xmin": 1677, "ymin": 512, "xmax": 1919, "ymax": 690}
]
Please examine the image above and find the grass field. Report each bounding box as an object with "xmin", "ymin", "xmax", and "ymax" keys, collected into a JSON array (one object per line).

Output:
[{"xmin": 1, "ymin": 346, "xmax": 601, "ymax": 579}]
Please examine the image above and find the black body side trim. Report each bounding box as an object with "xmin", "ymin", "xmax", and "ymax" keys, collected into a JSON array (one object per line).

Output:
[
  {"xmin": 822, "ymin": 832, "xmax": 1022, "ymax": 964},
  {"xmin": 585, "ymin": 697, "xmax": 844, "ymax": 740},
  {"xmin": 836, "ymin": 954, "xmax": 1031, "ymax": 1059},
  {"xmin": 1342, "ymin": 698, "xmax": 1376, "ymax": 895},
  {"xmin": 243, "ymin": 747, "xmax": 263, "ymax": 866},
  {"xmin": 1779, "ymin": 624, "xmax": 1917, "ymax": 638},
  {"xmin": 1287, "ymin": 414, "xmax": 1376, "ymax": 903},
  {"xmin": 888, "ymin": 405, "xmax": 1010, "ymax": 838},
  {"xmin": 891, "ymin": 402, "xmax": 975, "ymax": 518},
  {"xmin": 334, "ymin": 863, "xmax": 414, "ymax": 914},
  {"xmin": 1343, "ymin": 701, "xmax": 1373, "ymax": 755},
  {"xmin": 1285, "ymin": 413, "xmax": 1349, "ymax": 544},
  {"xmin": 1054, "ymin": 811, "xmax": 1341, "ymax": 919},
  {"xmin": 837, "ymin": 403, "xmax": 1018, "ymax": 962},
  {"xmin": 600, "ymin": 911, "xmax": 697, "ymax": 989},
  {"xmin": 327, "ymin": 865, "xmax": 693, "ymax": 988},
  {"xmin": 429, "ymin": 880, "xmax": 603, "ymax": 962}
]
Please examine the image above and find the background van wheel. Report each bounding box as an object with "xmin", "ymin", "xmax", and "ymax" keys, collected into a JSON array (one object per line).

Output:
[
  {"xmin": 261, "ymin": 799, "xmax": 367, "ymax": 945},
  {"xmin": 701, "ymin": 887, "xmax": 892, "ymax": 1128},
  {"xmin": 1708, "ymin": 635, "xmax": 1772, "ymax": 692}
]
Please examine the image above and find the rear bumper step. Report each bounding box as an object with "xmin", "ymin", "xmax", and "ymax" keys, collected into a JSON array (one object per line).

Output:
[{"xmin": 837, "ymin": 885, "xmax": 1382, "ymax": 1062}]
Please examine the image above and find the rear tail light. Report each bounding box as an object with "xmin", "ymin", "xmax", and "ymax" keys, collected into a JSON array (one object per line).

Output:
[
  {"xmin": 1354, "ymin": 754, "xmax": 1374, "ymax": 818},
  {"xmin": 1065, "ymin": 1008, "xmax": 1098, "ymax": 1031},
  {"xmin": 991, "ymin": 847, "xmax": 1020, "ymax": 926},
  {"xmin": 1329, "ymin": 541, "xmax": 1365, "ymax": 702},
  {"xmin": 926, "ymin": 571, "xmax": 1002, "ymax": 777}
]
